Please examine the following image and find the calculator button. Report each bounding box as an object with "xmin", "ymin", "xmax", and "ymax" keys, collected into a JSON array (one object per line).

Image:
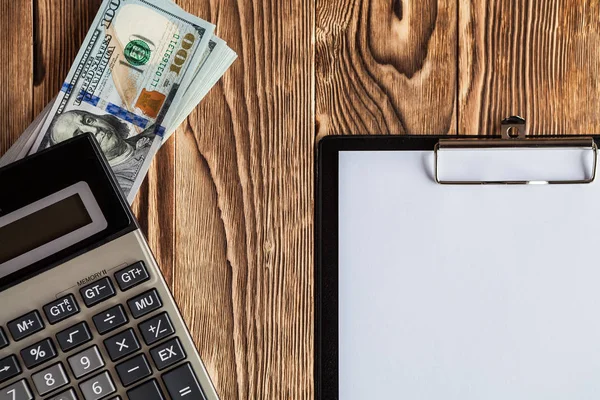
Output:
[
  {"xmin": 79, "ymin": 371, "xmax": 115, "ymax": 400},
  {"xmin": 45, "ymin": 387, "xmax": 78, "ymax": 400},
  {"xmin": 127, "ymin": 379, "xmax": 164, "ymax": 400},
  {"xmin": 150, "ymin": 338, "xmax": 186, "ymax": 371},
  {"xmin": 162, "ymin": 363, "xmax": 206, "ymax": 400},
  {"xmin": 21, "ymin": 338, "xmax": 57, "ymax": 369},
  {"xmin": 79, "ymin": 278, "xmax": 115, "ymax": 307},
  {"xmin": 56, "ymin": 322, "xmax": 93, "ymax": 352},
  {"xmin": 115, "ymin": 262, "xmax": 150, "ymax": 291},
  {"xmin": 0, "ymin": 379, "xmax": 33, "ymax": 400},
  {"xmin": 7, "ymin": 311, "xmax": 44, "ymax": 341},
  {"xmin": 0, "ymin": 355, "xmax": 21, "ymax": 384},
  {"xmin": 127, "ymin": 289, "xmax": 162, "ymax": 319},
  {"xmin": 43, "ymin": 295, "xmax": 80, "ymax": 325},
  {"xmin": 67, "ymin": 346, "xmax": 104, "ymax": 379},
  {"xmin": 138, "ymin": 313, "xmax": 174, "ymax": 345},
  {"xmin": 32, "ymin": 363, "xmax": 69, "ymax": 396},
  {"xmin": 115, "ymin": 354, "xmax": 152, "ymax": 387},
  {"xmin": 92, "ymin": 305, "xmax": 127, "ymax": 335},
  {"xmin": 0, "ymin": 328, "xmax": 8, "ymax": 349},
  {"xmin": 104, "ymin": 329, "xmax": 140, "ymax": 361}
]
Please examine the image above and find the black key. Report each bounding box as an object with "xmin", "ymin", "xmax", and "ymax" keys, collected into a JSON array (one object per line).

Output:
[
  {"xmin": 0, "ymin": 355, "xmax": 20, "ymax": 384},
  {"xmin": 115, "ymin": 354, "xmax": 152, "ymax": 387},
  {"xmin": 162, "ymin": 363, "xmax": 206, "ymax": 400},
  {"xmin": 127, "ymin": 379, "xmax": 165, "ymax": 400},
  {"xmin": 0, "ymin": 328, "xmax": 8, "ymax": 349},
  {"xmin": 138, "ymin": 313, "xmax": 175, "ymax": 345},
  {"xmin": 150, "ymin": 338, "xmax": 186, "ymax": 371},
  {"xmin": 56, "ymin": 322, "xmax": 93, "ymax": 352},
  {"xmin": 79, "ymin": 277, "xmax": 115, "ymax": 307},
  {"xmin": 20, "ymin": 338, "xmax": 57, "ymax": 369},
  {"xmin": 115, "ymin": 262, "xmax": 150, "ymax": 291},
  {"xmin": 7, "ymin": 311, "xmax": 44, "ymax": 341},
  {"xmin": 43, "ymin": 294, "xmax": 80, "ymax": 325},
  {"xmin": 104, "ymin": 329, "xmax": 140, "ymax": 361},
  {"xmin": 92, "ymin": 305, "xmax": 128, "ymax": 335},
  {"xmin": 127, "ymin": 289, "xmax": 162, "ymax": 319}
]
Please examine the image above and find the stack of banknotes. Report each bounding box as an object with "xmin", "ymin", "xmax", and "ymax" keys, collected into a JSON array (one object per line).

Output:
[{"xmin": 0, "ymin": 0, "xmax": 237, "ymax": 203}]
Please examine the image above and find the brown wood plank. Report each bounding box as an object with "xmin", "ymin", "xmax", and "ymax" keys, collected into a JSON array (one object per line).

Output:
[
  {"xmin": 459, "ymin": 0, "xmax": 600, "ymax": 135},
  {"xmin": 316, "ymin": 0, "xmax": 458, "ymax": 137},
  {"xmin": 0, "ymin": 0, "xmax": 33, "ymax": 154},
  {"xmin": 175, "ymin": 0, "xmax": 314, "ymax": 398},
  {"xmin": 33, "ymin": 0, "xmax": 176, "ymax": 281}
]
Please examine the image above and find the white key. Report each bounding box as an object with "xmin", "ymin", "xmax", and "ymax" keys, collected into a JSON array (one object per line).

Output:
[
  {"xmin": 0, "ymin": 380, "xmax": 33, "ymax": 400},
  {"xmin": 32, "ymin": 363, "xmax": 69, "ymax": 396},
  {"xmin": 68, "ymin": 346, "xmax": 104, "ymax": 378}
]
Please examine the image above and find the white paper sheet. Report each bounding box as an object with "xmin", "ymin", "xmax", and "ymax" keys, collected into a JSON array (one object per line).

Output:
[{"xmin": 338, "ymin": 149, "xmax": 600, "ymax": 400}]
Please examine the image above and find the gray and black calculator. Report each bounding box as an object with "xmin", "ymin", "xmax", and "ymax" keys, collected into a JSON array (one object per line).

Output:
[{"xmin": 0, "ymin": 134, "xmax": 218, "ymax": 400}]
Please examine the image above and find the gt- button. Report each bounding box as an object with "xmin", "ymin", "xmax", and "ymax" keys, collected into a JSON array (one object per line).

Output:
[{"xmin": 80, "ymin": 277, "xmax": 115, "ymax": 307}]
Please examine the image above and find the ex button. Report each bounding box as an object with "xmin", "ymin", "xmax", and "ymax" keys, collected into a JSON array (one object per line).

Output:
[
  {"xmin": 7, "ymin": 311, "xmax": 44, "ymax": 341},
  {"xmin": 115, "ymin": 262, "xmax": 150, "ymax": 291},
  {"xmin": 80, "ymin": 277, "xmax": 115, "ymax": 307},
  {"xmin": 43, "ymin": 294, "xmax": 79, "ymax": 324}
]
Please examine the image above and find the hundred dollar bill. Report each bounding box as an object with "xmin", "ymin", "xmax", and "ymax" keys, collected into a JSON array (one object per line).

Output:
[{"xmin": 29, "ymin": 0, "xmax": 215, "ymax": 202}]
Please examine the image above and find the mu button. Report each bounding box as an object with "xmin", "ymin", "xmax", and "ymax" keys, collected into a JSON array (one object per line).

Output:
[{"xmin": 127, "ymin": 289, "xmax": 162, "ymax": 319}]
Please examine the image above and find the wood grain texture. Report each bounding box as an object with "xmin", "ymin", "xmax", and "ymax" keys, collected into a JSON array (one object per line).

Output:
[
  {"xmin": 460, "ymin": 0, "xmax": 600, "ymax": 135},
  {"xmin": 174, "ymin": 0, "xmax": 314, "ymax": 398},
  {"xmin": 316, "ymin": 0, "xmax": 458, "ymax": 137},
  {"xmin": 0, "ymin": 0, "xmax": 32, "ymax": 154},
  {"xmin": 32, "ymin": 0, "xmax": 176, "ymax": 280}
]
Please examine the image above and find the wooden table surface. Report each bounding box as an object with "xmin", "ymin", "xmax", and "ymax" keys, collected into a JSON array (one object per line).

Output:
[{"xmin": 1, "ymin": 0, "xmax": 599, "ymax": 398}]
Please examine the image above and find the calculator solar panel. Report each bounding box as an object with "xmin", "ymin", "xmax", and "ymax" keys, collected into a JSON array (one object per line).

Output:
[{"xmin": 0, "ymin": 134, "xmax": 218, "ymax": 399}]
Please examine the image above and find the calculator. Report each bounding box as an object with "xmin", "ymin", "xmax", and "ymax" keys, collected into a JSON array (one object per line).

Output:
[{"xmin": 0, "ymin": 134, "xmax": 219, "ymax": 400}]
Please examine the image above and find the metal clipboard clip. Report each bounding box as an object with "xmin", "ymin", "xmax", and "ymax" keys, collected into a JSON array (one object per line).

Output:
[{"xmin": 434, "ymin": 116, "xmax": 598, "ymax": 185}]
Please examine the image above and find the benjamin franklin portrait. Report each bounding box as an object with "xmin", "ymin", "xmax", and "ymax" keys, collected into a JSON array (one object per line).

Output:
[{"xmin": 46, "ymin": 110, "xmax": 156, "ymax": 195}]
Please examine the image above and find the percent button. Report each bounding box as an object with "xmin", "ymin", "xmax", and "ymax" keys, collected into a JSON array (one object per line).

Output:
[{"xmin": 20, "ymin": 338, "xmax": 57, "ymax": 369}]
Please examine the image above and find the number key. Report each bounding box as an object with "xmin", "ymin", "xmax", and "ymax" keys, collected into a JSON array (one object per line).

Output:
[
  {"xmin": 0, "ymin": 379, "xmax": 32, "ymax": 400},
  {"xmin": 79, "ymin": 371, "xmax": 116, "ymax": 400},
  {"xmin": 67, "ymin": 346, "xmax": 104, "ymax": 379},
  {"xmin": 32, "ymin": 363, "xmax": 69, "ymax": 396},
  {"xmin": 45, "ymin": 388, "xmax": 78, "ymax": 400}
]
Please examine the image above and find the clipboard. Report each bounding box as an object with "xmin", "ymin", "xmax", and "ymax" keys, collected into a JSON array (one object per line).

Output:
[{"xmin": 315, "ymin": 118, "xmax": 600, "ymax": 400}]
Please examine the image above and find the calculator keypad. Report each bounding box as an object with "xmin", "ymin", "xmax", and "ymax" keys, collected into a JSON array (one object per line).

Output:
[
  {"xmin": 56, "ymin": 322, "xmax": 93, "ymax": 352},
  {"xmin": 67, "ymin": 346, "xmax": 104, "ymax": 379},
  {"xmin": 104, "ymin": 329, "xmax": 140, "ymax": 362},
  {"xmin": 7, "ymin": 311, "xmax": 44, "ymax": 342},
  {"xmin": 43, "ymin": 295, "xmax": 79, "ymax": 325},
  {"xmin": 115, "ymin": 354, "xmax": 152, "ymax": 387},
  {"xmin": 79, "ymin": 278, "xmax": 115, "ymax": 308},
  {"xmin": 0, "ymin": 261, "xmax": 210, "ymax": 400},
  {"xmin": 138, "ymin": 313, "xmax": 174, "ymax": 345},
  {"xmin": 32, "ymin": 362, "xmax": 69, "ymax": 395},
  {"xmin": 114, "ymin": 262, "xmax": 149, "ymax": 291},
  {"xmin": 78, "ymin": 371, "xmax": 115, "ymax": 400},
  {"xmin": 0, "ymin": 355, "xmax": 21, "ymax": 384},
  {"xmin": 127, "ymin": 289, "xmax": 162, "ymax": 319},
  {"xmin": 0, "ymin": 329, "xmax": 8, "ymax": 350},
  {"xmin": 0, "ymin": 379, "xmax": 32, "ymax": 400},
  {"xmin": 20, "ymin": 338, "xmax": 57, "ymax": 369},
  {"xmin": 45, "ymin": 387, "xmax": 78, "ymax": 400},
  {"xmin": 92, "ymin": 305, "xmax": 127, "ymax": 335}
]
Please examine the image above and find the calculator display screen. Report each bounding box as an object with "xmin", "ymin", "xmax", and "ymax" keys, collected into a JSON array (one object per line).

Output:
[{"xmin": 0, "ymin": 195, "xmax": 92, "ymax": 264}]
